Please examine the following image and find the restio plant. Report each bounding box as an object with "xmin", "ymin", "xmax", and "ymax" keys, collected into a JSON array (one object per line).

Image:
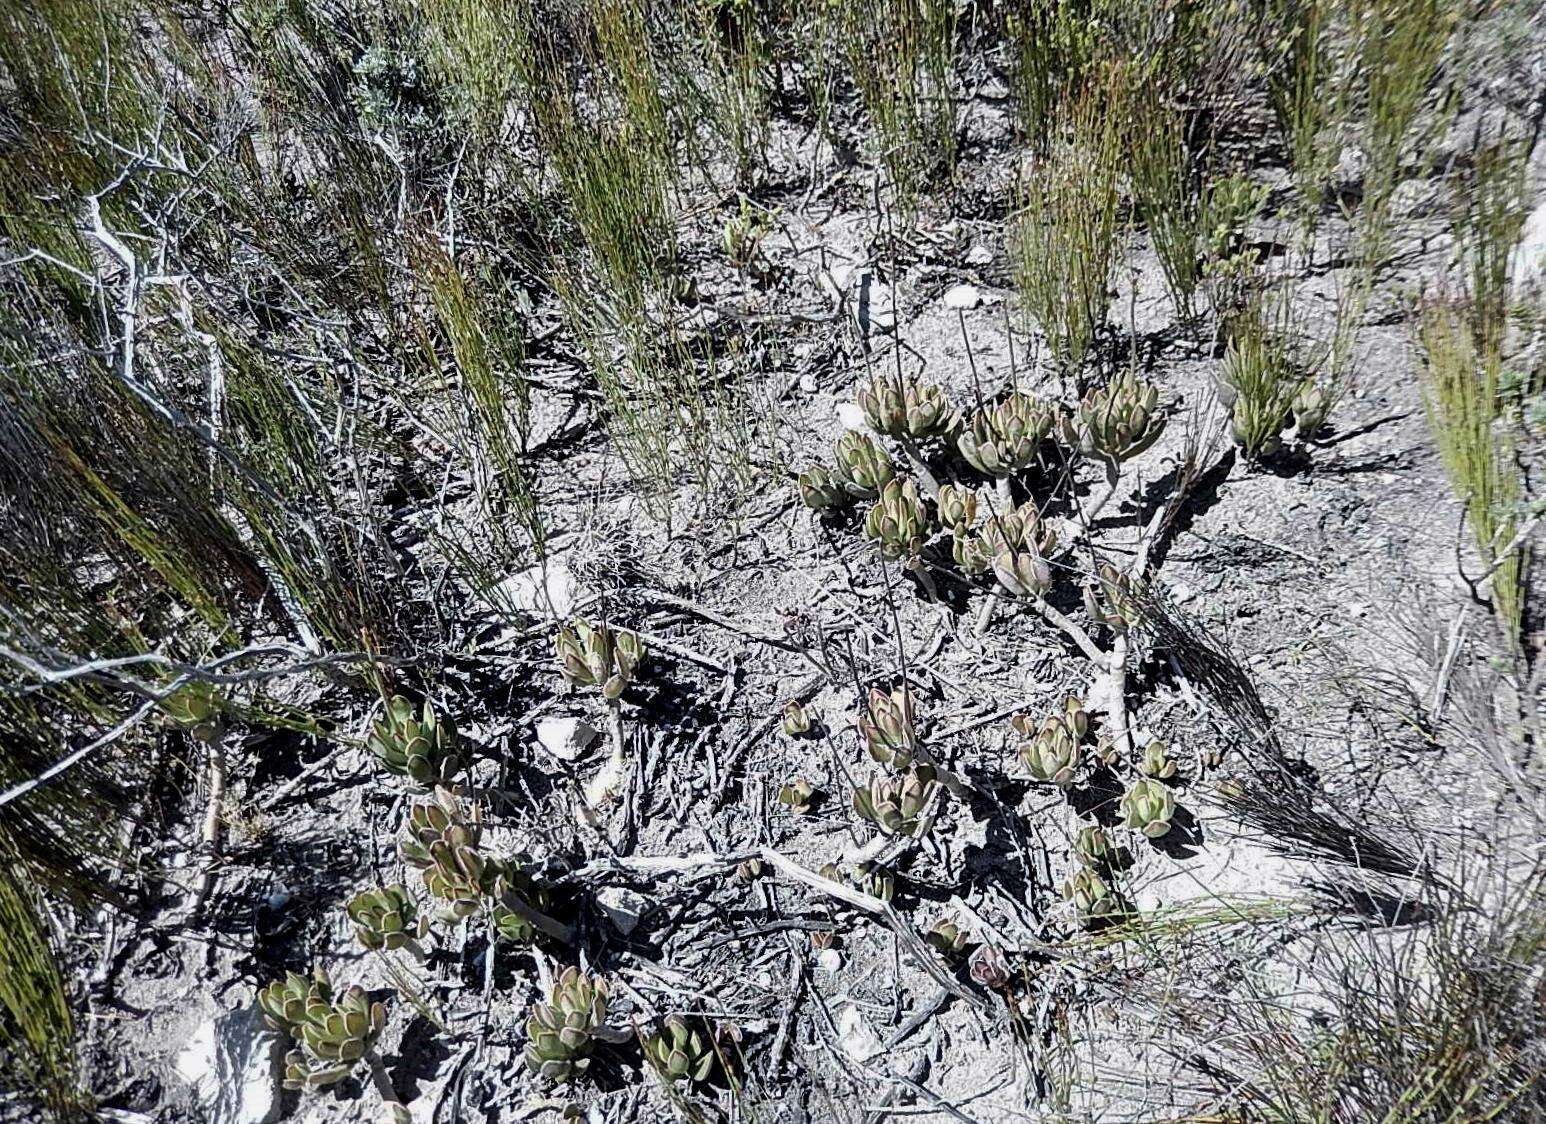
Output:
[
  {"xmin": 1216, "ymin": 303, "xmax": 1307, "ymax": 459},
  {"xmin": 644, "ymin": 1014, "xmax": 715, "ymax": 1085},
  {"xmin": 555, "ymin": 620, "xmax": 646, "ymax": 700},
  {"xmin": 1120, "ymin": 777, "xmax": 1176, "ymax": 838},
  {"xmin": 524, "ymin": 966, "xmax": 609, "ymax": 1084},
  {"xmin": 1013, "ymin": 696, "xmax": 1087, "ymax": 788},
  {"xmin": 853, "ymin": 769, "xmax": 938, "ymax": 837},
  {"xmin": 859, "ymin": 685, "xmax": 918, "ymax": 770},
  {"xmin": 367, "ymin": 695, "xmax": 463, "ymax": 787},
  {"xmin": 346, "ymin": 885, "xmax": 423, "ymax": 952},
  {"xmin": 257, "ymin": 969, "xmax": 386, "ymax": 1090}
]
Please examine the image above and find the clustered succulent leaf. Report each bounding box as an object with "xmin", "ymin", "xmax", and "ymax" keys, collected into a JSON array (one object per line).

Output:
[
  {"xmin": 257, "ymin": 969, "xmax": 386, "ymax": 1090},
  {"xmin": 926, "ymin": 917, "xmax": 969, "ymax": 957},
  {"xmin": 1138, "ymin": 740, "xmax": 1178, "ymax": 780},
  {"xmin": 1062, "ymin": 865, "xmax": 1127, "ymax": 923},
  {"xmin": 958, "ymin": 392, "xmax": 1056, "ymax": 475},
  {"xmin": 855, "ymin": 862, "xmax": 895, "ymax": 902},
  {"xmin": 852, "ymin": 769, "xmax": 937, "ymax": 837},
  {"xmin": 777, "ymin": 779, "xmax": 816, "ymax": 815},
  {"xmin": 934, "ymin": 482, "xmax": 978, "ymax": 534},
  {"xmin": 368, "ymin": 695, "xmax": 463, "ymax": 786},
  {"xmin": 833, "ymin": 430, "xmax": 896, "ymax": 499},
  {"xmin": 1292, "ymin": 381, "xmax": 1330, "ymax": 438},
  {"xmin": 860, "ymin": 685, "xmax": 918, "ymax": 769},
  {"xmin": 644, "ymin": 1015, "xmax": 715, "ymax": 1085},
  {"xmin": 555, "ymin": 620, "xmax": 646, "ymax": 701},
  {"xmin": 346, "ymin": 884, "xmax": 422, "ymax": 952},
  {"xmin": 1082, "ymin": 561, "xmax": 1140, "ymax": 634},
  {"xmin": 491, "ymin": 868, "xmax": 554, "ymax": 946},
  {"xmin": 1062, "ymin": 371, "xmax": 1165, "ymax": 463},
  {"xmin": 523, "ymin": 967, "xmax": 609, "ymax": 1084},
  {"xmin": 1073, "ymin": 825, "xmax": 1120, "ymax": 870},
  {"xmin": 1120, "ymin": 777, "xmax": 1176, "ymax": 838},
  {"xmin": 863, "ymin": 478, "xmax": 929, "ymax": 560},
  {"xmin": 796, "ymin": 464, "xmax": 848, "ymax": 509},
  {"xmin": 734, "ymin": 857, "xmax": 763, "ymax": 883},
  {"xmin": 398, "ymin": 790, "xmax": 498, "ymax": 920},
  {"xmin": 160, "ymin": 683, "xmax": 221, "ymax": 743},
  {"xmin": 781, "ymin": 699, "xmax": 812, "ymax": 737},
  {"xmin": 952, "ymin": 499, "xmax": 1056, "ymax": 584},
  {"xmin": 858, "ymin": 375, "xmax": 959, "ymax": 439},
  {"xmin": 1012, "ymin": 697, "xmax": 1087, "ymax": 787}
]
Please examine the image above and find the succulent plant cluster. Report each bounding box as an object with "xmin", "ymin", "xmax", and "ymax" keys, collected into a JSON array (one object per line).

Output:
[
  {"xmin": 958, "ymin": 391, "xmax": 1056, "ymax": 476},
  {"xmin": 859, "ymin": 374, "xmax": 959, "ymax": 439},
  {"xmin": 1120, "ymin": 777, "xmax": 1176, "ymax": 838},
  {"xmin": 860, "ymin": 685, "xmax": 917, "ymax": 769},
  {"xmin": 1138, "ymin": 739, "xmax": 1178, "ymax": 780},
  {"xmin": 1082, "ymin": 561, "xmax": 1140, "ymax": 634},
  {"xmin": 1062, "ymin": 370, "xmax": 1166, "ymax": 465},
  {"xmin": 398, "ymin": 789, "xmax": 547, "ymax": 938},
  {"xmin": 951, "ymin": 499, "xmax": 1058, "ymax": 600},
  {"xmin": 368, "ymin": 695, "xmax": 463, "ymax": 787},
  {"xmin": 644, "ymin": 1015, "xmax": 715, "ymax": 1085},
  {"xmin": 852, "ymin": 768, "xmax": 937, "ymax": 837},
  {"xmin": 1013, "ymin": 696, "xmax": 1088, "ymax": 787},
  {"xmin": 346, "ymin": 884, "xmax": 423, "ymax": 952},
  {"xmin": 258, "ymin": 969, "xmax": 386, "ymax": 1090},
  {"xmin": 1062, "ymin": 865, "xmax": 1126, "ymax": 922},
  {"xmin": 555, "ymin": 620, "xmax": 646, "ymax": 700},
  {"xmin": 863, "ymin": 478, "xmax": 929, "ymax": 560},
  {"xmin": 926, "ymin": 917, "xmax": 969, "ymax": 957},
  {"xmin": 524, "ymin": 967, "xmax": 609, "ymax": 1084}
]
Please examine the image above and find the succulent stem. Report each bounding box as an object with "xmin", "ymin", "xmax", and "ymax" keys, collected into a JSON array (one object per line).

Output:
[
  {"xmin": 896, "ymin": 436, "xmax": 942, "ymax": 499},
  {"xmin": 189, "ymin": 715, "xmax": 226, "ymax": 915},
  {"xmin": 1079, "ymin": 457, "xmax": 1122, "ymax": 527}
]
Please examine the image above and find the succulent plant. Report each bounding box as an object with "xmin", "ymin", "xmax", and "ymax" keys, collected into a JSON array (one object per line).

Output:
[
  {"xmin": 1073, "ymin": 825, "xmax": 1118, "ymax": 869},
  {"xmin": 859, "ymin": 685, "xmax": 918, "ymax": 769},
  {"xmin": 734, "ymin": 857, "xmax": 763, "ymax": 884},
  {"xmin": 645, "ymin": 1015, "xmax": 715, "ymax": 1085},
  {"xmin": 258, "ymin": 969, "xmax": 386, "ymax": 1090},
  {"xmin": 555, "ymin": 619, "xmax": 645, "ymax": 701},
  {"xmin": 367, "ymin": 695, "xmax": 463, "ymax": 787},
  {"xmin": 781, "ymin": 699, "xmax": 813, "ymax": 737},
  {"xmin": 1120, "ymin": 777, "xmax": 1176, "ymax": 838},
  {"xmin": 1061, "ymin": 371, "xmax": 1165, "ymax": 464},
  {"xmin": 934, "ymin": 482, "xmax": 978, "ymax": 534},
  {"xmin": 1012, "ymin": 697, "xmax": 1087, "ymax": 787},
  {"xmin": 957, "ymin": 392, "xmax": 1056, "ymax": 476},
  {"xmin": 523, "ymin": 967, "xmax": 608, "ymax": 1084},
  {"xmin": 968, "ymin": 943, "xmax": 1011, "ymax": 990},
  {"xmin": 809, "ymin": 929, "xmax": 836, "ymax": 951},
  {"xmin": 491, "ymin": 869, "xmax": 554, "ymax": 945},
  {"xmin": 777, "ymin": 779, "xmax": 816, "ymax": 815},
  {"xmin": 160, "ymin": 683, "xmax": 221, "ymax": 743},
  {"xmin": 1292, "ymin": 381, "xmax": 1330, "ymax": 438},
  {"xmin": 852, "ymin": 769, "xmax": 937, "ymax": 837},
  {"xmin": 797, "ymin": 465, "xmax": 848, "ymax": 509},
  {"xmin": 855, "ymin": 863, "xmax": 894, "ymax": 902},
  {"xmin": 1138, "ymin": 740, "xmax": 1177, "ymax": 780},
  {"xmin": 863, "ymin": 478, "xmax": 929, "ymax": 560},
  {"xmin": 926, "ymin": 917, "xmax": 969, "ymax": 957},
  {"xmin": 833, "ymin": 430, "xmax": 896, "ymax": 499},
  {"xmin": 858, "ymin": 375, "xmax": 959, "ymax": 439},
  {"xmin": 1082, "ymin": 561, "xmax": 1139, "ymax": 634},
  {"xmin": 1063, "ymin": 866, "xmax": 1127, "ymax": 922},
  {"xmin": 952, "ymin": 499, "xmax": 1054, "ymax": 579},
  {"xmin": 992, "ymin": 546, "xmax": 1054, "ymax": 599},
  {"xmin": 398, "ymin": 791, "xmax": 498, "ymax": 920},
  {"xmin": 346, "ymin": 884, "xmax": 422, "ymax": 952}
]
